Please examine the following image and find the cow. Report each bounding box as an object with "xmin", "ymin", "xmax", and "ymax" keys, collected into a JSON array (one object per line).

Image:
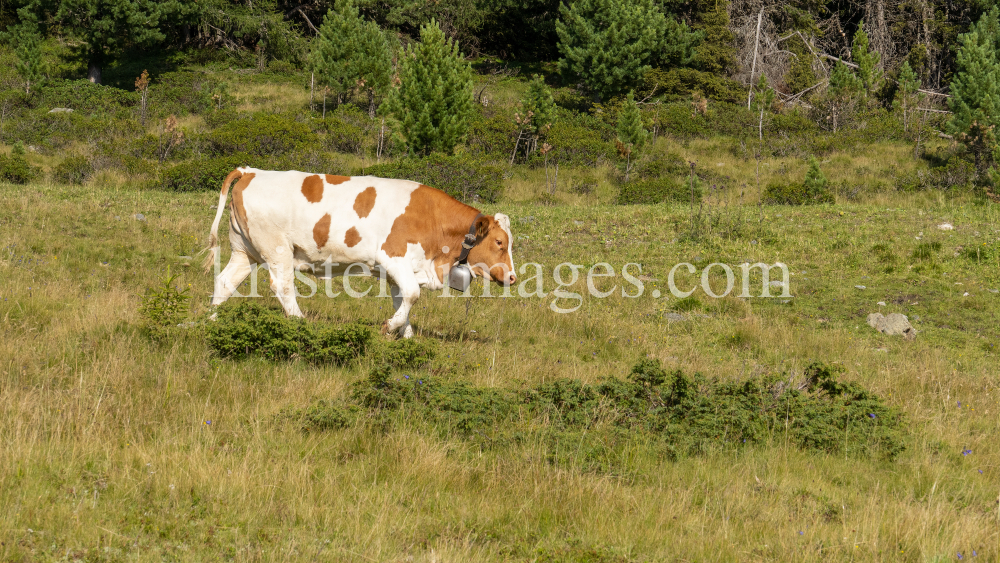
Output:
[{"xmin": 203, "ymin": 168, "xmax": 517, "ymax": 338}]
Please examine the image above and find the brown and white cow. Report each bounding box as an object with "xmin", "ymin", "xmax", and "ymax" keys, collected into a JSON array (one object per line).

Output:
[{"xmin": 203, "ymin": 168, "xmax": 516, "ymax": 338}]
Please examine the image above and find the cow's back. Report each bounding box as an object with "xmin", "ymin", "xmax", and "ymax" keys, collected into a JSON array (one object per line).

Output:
[{"xmin": 235, "ymin": 168, "xmax": 423, "ymax": 264}]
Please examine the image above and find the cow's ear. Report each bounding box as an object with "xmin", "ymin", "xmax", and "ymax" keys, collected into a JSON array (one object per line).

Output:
[{"xmin": 474, "ymin": 215, "xmax": 491, "ymax": 240}]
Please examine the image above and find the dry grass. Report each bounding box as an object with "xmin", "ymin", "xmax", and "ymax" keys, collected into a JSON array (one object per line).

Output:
[{"xmin": 2, "ymin": 178, "xmax": 999, "ymax": 561}]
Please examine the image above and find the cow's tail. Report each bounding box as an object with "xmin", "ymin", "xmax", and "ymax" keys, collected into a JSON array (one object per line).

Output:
[{"xmin": 202, "ymin": 169, "xmax": 243, "ymax": 273}]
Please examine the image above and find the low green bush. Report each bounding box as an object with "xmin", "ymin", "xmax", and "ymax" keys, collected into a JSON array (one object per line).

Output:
[
  {"xmin": 53, "ymin": 155, "xmax": 93, "ymax": 184},
  {"xmin": 381, "ymin": 338, "xmax": 437, "ymax": 369},
  {"xmin": 140, "ymin": 271, "xmax": 191, "ymax": 342},
  {"xmin": 205, "ymin": 113, "xmax": 318, "ymax": 157},
  {"xmin": 645, "ymin": 67, "xmax": 746, "ymax": 104},
  {"xmin": 161, "ymin": 153, "xmax": 254, "ymax": 192},
  {"xmin": 617, "ymin": 176, "xmax": 692, "ymax": 204},
  {"xmin": 0, "ymin": 148, "xmax": 41, "ymax": 184},
  {"xmin": 36, "ymin": 79, "xmax": 140, "ymax": 115},
  {"xmin": 314, "ymin": 106, "xmax": 371, "ymax": 154},
  {"xmin": 206, "ymin": 301, "xmax": 372, "ymax": 364},
  {"xmin": 544, "ymin": 121, "xmax": 612, "ymax": 167},
  {"xmin": 360, "ymin": 153, "xmax": 503, "ymax": 203},
  {"xmin": 762, "ymin": 181, "xmax": 834, "ymax": 205},
  {"xmin": 466, "ymin": 112, "xmax": 517, "ymax": 158},
  {"xmin": 896, "ymin": 157, "xmax": 977, "ymax": 192},
  {"xmin": 339, "ymin": 358, "xmax": 906, "ymax": 464}
]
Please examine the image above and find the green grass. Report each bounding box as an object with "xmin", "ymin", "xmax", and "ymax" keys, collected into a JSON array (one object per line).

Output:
[
  {"xmin": 2, "ymin": 178, "xmax": 999, "ymax": 562},
  {"xmin": 2, "ymin": 43, "xmax": 999, "ymax": 562}
]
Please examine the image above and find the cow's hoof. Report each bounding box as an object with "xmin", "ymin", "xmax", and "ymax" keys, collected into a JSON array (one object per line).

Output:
[
  {"xmin": 402, "ymin": 325, "xmax": 414, "ymax": 339},
  {"xmin": 380, "ymin": 322, "xmax": 397, "ymax": 339}
]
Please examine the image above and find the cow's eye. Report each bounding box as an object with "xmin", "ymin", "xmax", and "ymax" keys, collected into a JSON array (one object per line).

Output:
[{"xmin": 495, "ymin": 239, "xmax": 502, "ymax": 247}]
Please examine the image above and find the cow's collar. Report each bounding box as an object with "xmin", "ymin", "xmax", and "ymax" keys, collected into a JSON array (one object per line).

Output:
[{"xmin": 457, "ymin": 213, "xmax": 484, "ymax": 265}]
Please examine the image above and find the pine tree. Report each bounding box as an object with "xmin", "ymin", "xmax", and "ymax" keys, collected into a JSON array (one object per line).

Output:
[
  {"xmin": 691, "ymin": 0, "xmax": 734, "ymax": 74},
  {"xmin": 948, "ymin": 6, "xmax": 1000, "ymax": 174},
  {"xmin": 9, "ymin": 11, "xmax": 44, "ymax": 95},
  {"xmin": 51, "ymin": 0, "xmax": 180, "ymax": 84},
  {"xmin": 851, "ymin": 21, "xmax": 882, "ymax": 96},
  {"xmin": 556, "ymin": 0, "xmax": 669, "ymax": 101},
  {"xmin": 826, "ymin": 61, "xmax": 862, "ymax": 132},
  {"xmin": 386, "ymin": 18, "xmax": 474, "ymax": 156},
  {"xmin": 310, "ymin": 0, "xmax": 394, "ymax": 117},
  {"xmin": 523, "ymin": 75, "xmax": 556, "ymax": 137},
  {"xmin": 893, "ymin": 61, "xmax": 923, "ymax": 133},
  {"xmin": 803, "ymin": 156, "xmax": 828, "ymax": 193},
  {"xmin": 616, "ymin": 91, "xmax": 647, "ymax": 181}
]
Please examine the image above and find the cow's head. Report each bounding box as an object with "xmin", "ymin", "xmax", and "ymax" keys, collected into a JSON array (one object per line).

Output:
[{"xmin": 467, "ymin": 213, "xmax": 517, "ymax": 285}]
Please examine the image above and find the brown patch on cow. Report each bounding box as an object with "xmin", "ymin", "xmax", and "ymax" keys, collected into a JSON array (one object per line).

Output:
[
  {"xmin": 313, "ymin": 213, "xmax": 332, "ymax": 249},
  {"xmin": 382, "ymin": 185, "xmax": 480, "ymax": 259},
  {"xmin": 230, "ymin": 172, "xmax": 256, "ymax": 238},
  {"xmin": 326, "ymin": 175, "xmax": 350, "ymax": 185},
  {"xmin": 301, "ymin": 174, "xmax": 324, "ymax": 203},
  {"xmin": 353, "ymin": 187, "xmax": 377, "ymax": 218},
  {"xmin": 344, "ymin": 227, "xmax": 362, "ymax": 248}
]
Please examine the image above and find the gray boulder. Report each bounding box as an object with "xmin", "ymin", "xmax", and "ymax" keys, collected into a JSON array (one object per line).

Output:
[{"xmin": 867, "ymin": 313, "xmax": 917, "ymax": 340}]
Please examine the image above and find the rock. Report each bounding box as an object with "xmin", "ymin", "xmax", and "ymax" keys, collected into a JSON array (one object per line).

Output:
[
  {"xmin": 867, "ymin": 313, "xmax": 917, "ymax": 340},
  {"xmin": 855, "ymin": 285, "xmax": 866, "ymax": 290},
  {"xmin": 990, "ymin": 289, "xmax": 999, "ymax": 294},
  {"xmin": 48, "ymin": 108, "xmax": 74, "ymax": 113},
  {"xmin": 877, "ymin": 301, "xmax": 886, "ymax": 306},
  {"xmin": 664, "ymin": 313, "xmax": 687, "ymax": 322},
  {"xmin": 938, "ymin": 223, "xmax": 954, "ymax": 230},
  {"xmin": 135, "ymin": 213, "xmax": 146, "ymax": 221},
  {"xmin": 573, "ymin": 220, "xmax": 584, "ymax": 226}
]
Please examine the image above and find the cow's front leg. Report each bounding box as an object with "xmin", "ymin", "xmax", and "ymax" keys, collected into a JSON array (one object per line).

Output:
[
  {"xmin": 263, "ymin": 249, "xmax": 304, "ymax": 318},
  {"xmin": 383, "ymin": 266, "xmax": 420, "ymax": 338},
  {"xmin": 389, "ymin": 284, "xmax": 416, "ymax": 339}
]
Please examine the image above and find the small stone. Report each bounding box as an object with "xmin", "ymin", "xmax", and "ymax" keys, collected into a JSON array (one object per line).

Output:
[
  {"xmin": 48, "ymin": 107, "xmax": 74, "ymax": 113},
  {"xmin": 573, "ymin": 220, "xmax": 584, "ymax": 226},
  {"xmin": 769, "ymin": 280, "xmax": 785, "ymax": 288},
  {"xmin": 135, "ymin": 213, "xmax": 146, "ymax": 221},
  {"xmin": 519, "ymin": 216, "xmax": 535, "ymax": 223},
  {"xmin": 664, "ymin": 313, "xmax": 687, "ymax": 322},
  {"xmin": 989, "ymin": 289, "xmax": 999, "ymax": 294},
  {"xmin": 963, "ymin": 292, "xmax": 969, "ymax": 297},
  {"xmin": 855, "ymin": 285, "xmax": 866, "ymax": 290},
  {"xmin": 938, "ymin": 223, "xmax": 954, "ymax": 230},
  {"xmin": 877, "ymin": 301, "xmax": 886, "ymax": 306}
]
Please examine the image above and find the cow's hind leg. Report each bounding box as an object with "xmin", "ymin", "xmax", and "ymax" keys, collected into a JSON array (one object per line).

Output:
[
  {"xmin": 383, "ymin": 265, "xmax": 420, "ymax": 338},
  {"xmin": 211, "ymin": 250, "xmax": 255, "ymax": 307}
]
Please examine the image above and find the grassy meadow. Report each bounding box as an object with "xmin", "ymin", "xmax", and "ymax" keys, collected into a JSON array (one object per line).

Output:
[{"xmin": 2, "ymin": 63, "xmax": 1000, "ymax": 563}]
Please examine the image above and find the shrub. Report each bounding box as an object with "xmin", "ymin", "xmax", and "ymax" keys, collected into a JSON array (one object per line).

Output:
[
  {"xmin": 896, "ymin": 158, "xmax": 976, "ymax": 192},
  {"xmin": 0, "ymin": 151, "xmax": 40, "ymax": 184},
  {"xmin": 360, "ymin": 153, "xmax": 503, "ymax": 203},
  {"xmin": 53, "ymin": 155, "xmax": 93, "ymax": 184},
  {"xmin": 762, "ymin": 181, "xmax": 834, "ymax": 205},
  {"xmin": 315, "ymin": 106, "xmax": 371, "ymax": 154},
  {"xmin": 206, "ymin": 301, "xmax": 372, "ymax": 364},
  {"xmin": 645, "ymin": 67, "xmax": 745, "ymax": 104},
  {"xmin": 342, "ymin": 358, "xmax": 906, "ymax": 463},
  {"xmin": 545, "ymin": 121, "xmax": 612, "ymax": 167},
  {"xmin": 466, "ymin": 112, "xmax": 517, "ymax": 158},
  {"xmin": 35, "ymin": 78, "xmax": 139, "ymax": 115},
  {"xmin": 140, "ymin": 271, "xmax": 191, "ymax": 342},
  {"xmin": 617, "ymin": 176, "xmax": 691, "ymax": 204},
  {"xmin": 205, "ymin": 113, "xmax": 318, "ymax": 157},
  {"xmin": 161, "ymin": 153, "xmax": 255, "ymax": 192},
  {"xmin": 381, "ymin": 338, "xmax": 437, "ymax": 369}
]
